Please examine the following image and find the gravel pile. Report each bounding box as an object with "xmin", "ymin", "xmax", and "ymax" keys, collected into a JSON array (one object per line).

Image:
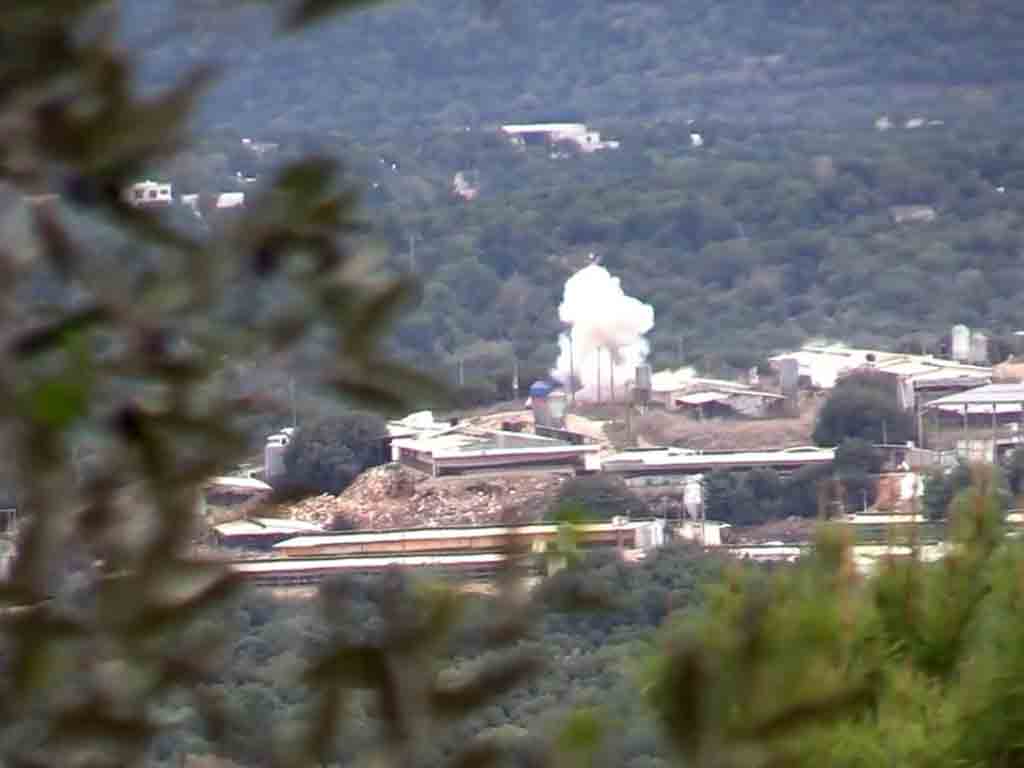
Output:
[{"xmin": 283, "ymin": 464, "xmax": 567, "ymax": 530}]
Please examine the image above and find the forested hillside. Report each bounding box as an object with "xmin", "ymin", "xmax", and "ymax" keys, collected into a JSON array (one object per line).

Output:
[
  {"xmin": 107, "ymin": 0, "xmax": 1024, "ymax": 401},
  {"xmin": 148, "ymin": 547, "xmax": 725, "ymax": 767},
  {"xmin": 129, "ymin": 0, "xmax": 1024, "ymax": 137}
]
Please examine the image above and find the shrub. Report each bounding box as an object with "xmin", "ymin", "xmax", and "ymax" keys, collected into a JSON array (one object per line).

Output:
[
  {"xmin": 550, "ymin": 475, "xmax": 650, "ymax": 521},
  {"xmin": 283, "ymin": 411, "xmax": 388, "ymax": 494},
  {"xmin": 813, "ymin": 371, "xmax": 914, "ymax": 446}
]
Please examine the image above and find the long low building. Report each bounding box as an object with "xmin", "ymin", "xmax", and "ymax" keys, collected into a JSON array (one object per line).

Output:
[
  {"xmin": 272, "ymin": 520, "xmax": 666, "ymax": 558},
  {"xmin": 391, "ymin": 428, "xmax": 602, "ymax": 476},
  {"xmin": 231, "ymin": 553, "xmax": 511, "ymax": 586},
  {"xmin": 600, "ymin": 447, "xmax": 835, "ymax": 477},
  {"xmin": 213, "ymin": 517, "xmax": 324, "ymax": 549}
]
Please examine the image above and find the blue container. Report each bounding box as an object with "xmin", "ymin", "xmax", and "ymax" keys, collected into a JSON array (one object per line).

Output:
[{"xmin": 529, "ymin": 381, "xmax": 553, "ymax": 398}]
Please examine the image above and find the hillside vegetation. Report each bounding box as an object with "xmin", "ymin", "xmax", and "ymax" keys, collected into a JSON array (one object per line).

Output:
[{"xmin": 104, "ymin": 0, "xmax": 1024, "ymax": 404}]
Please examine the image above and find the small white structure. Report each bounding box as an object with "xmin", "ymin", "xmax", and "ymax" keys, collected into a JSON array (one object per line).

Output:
[
  {"xmin": 952, "ymin": 324, "xmax": 971, "ymax": 363},
  {"xmin": 889, "ymin": 205, "xmax": 937, "ymax": 224},
  {"xmin": 216, "ymin": 192, "xmax": 245, "ymax": 209},
  {"xmin": 905, "ymin": 117, "xmax": 926, "ymax": 129},
  {"xmin": 452, "ymin": 172, "xmax": 479, "ymax": 200},
  {"xmin": 180, "ymin": 193, "xmax": 201, "ymax": 217},
  {"xmin": 124, "ymin": 180, "xmax": 172, "ymax": 207},
  {"xmin": 769, "ymin": 343, "xmax": 991, "ymax": 392},
  {"xmin": 264, "ymin": 430, "xmax": 293, "ymax": 481},
  {"xmin": 875, "ymin": 115, "xmax": 893, "ymax": 131},
  {"xmin": 648, "ymin": 369, "xmax": 785, "ymax": 417},
  {"xmin": 500, "ymin": 123, "xmax": 620, "ymax": 153},
  {"xmin": 689, "ymin": 132, "xmax": 704, "ymax": 148},
  {"xmin": 676, "ymin": 520, "xmax": 729, "ymax": 547},
  {"xmin": 241, "ymin": 138, "xmax": 279, "ymax": 155}
]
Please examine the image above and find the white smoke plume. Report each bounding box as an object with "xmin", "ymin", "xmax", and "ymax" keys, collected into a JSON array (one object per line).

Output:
[{"xmin": 553, "ymin": 263, "xmax": 655, "ymax": 402}]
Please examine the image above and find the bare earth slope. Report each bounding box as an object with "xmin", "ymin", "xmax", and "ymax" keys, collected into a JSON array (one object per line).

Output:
[{"xmin": 284, "ymin": 464, "xmax": 565, "ymax": 530}]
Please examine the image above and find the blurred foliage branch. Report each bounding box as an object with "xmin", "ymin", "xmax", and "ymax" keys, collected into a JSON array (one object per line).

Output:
[
  {"xmin": 0, "ymin": 1, "xmax": 451, "ymax": 765},
  {"xmin": 5, "ymin": 4, "xmax": 1024, "ymax": 768}
]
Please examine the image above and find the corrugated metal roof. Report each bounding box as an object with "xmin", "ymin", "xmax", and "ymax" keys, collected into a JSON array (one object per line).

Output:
[
  {"xmin": 602, "ymin": 447, "xmax": 835, "ymax": 470},
  {"xmin": 232, "ymin": 553, "xmax": 508, "ymax": 574},
  {"xmin": 677, "ymin": 391, "xmax": 730, "ymax": 405},
  {"xmin": 206, "ymin": 476, "xmax": 272, "ymax": 492},
  {"xmin": 274, "ymin": 520, "xmax": 655, "ymax": 550},
  {"xmin": 214, "ymin": 518, "xmax": 324, "ymax": 537},
  {"xmin": 924, "ymin": 382, "xmax": 1024, "ymax": 409}
]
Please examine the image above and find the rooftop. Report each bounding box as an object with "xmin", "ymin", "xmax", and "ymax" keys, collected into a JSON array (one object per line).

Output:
[
  {"xmin": 770, "ymin": 345, "xmax": 992, "ymax": 387},
  {"xmin": 602, "ymin": 446, "xmax": 835, "ymax": 471},
  {"xmin": 231, "ymin": 552, "xmax": 507, "ymax": 575},
  {"xmin": 924, "ymin": 382, "xmax": 1024, "ymax": 413},
  {"xmin": 273, "ymin": 520, "xmax": 659, "ymax": 550},
  {"xmin": 650, "ymin": 370, "xmax": 779, "ymax": 397},
  {"xmin": 214, "ymin": 517, "xmax": 324, "ymax": 537},
  {"xmin": 500, "ymin": 123, "xmax": 588, "ymax": 134},
  {"xmin": 393, "ymin": 427, "xmax": 597, "ymax": 457},
  {"xmin": 205, "ymin": 476, "xmax": 272, "ymax": 492}
]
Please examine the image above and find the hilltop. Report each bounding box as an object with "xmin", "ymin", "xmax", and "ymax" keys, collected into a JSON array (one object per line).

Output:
[
  {"xmin": 104, "ymin": 0, "xmax": 1024, "ymax": 403},
  {"xmin": 129, "ymin": 0, "xmax": 1024, "ymax": 138}
]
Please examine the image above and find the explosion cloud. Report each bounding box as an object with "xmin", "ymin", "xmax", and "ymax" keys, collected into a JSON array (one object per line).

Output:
[{"xmin": 553, "ymin": 263, "xmax": 654, "ymax": 402}]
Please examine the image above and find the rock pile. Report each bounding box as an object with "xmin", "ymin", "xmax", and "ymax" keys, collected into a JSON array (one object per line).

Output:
[{"xmin": 283, "ymin": 464, "xmax": 567, "ymax": 530}]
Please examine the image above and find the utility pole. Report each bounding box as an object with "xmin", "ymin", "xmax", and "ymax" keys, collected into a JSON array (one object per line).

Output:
[
  {"xmin": 565, "ymin": 324, "xmax": 576, "ymax": 406},
  {"xmin": 677, "ymin": 337, "xmax": 684, "ymax": 366},
  {"xmin": 408, "ymin": 234, "xmax": 417, "ymax": 272},
  {"xmin": 289, "ymin": 378, "xmax": 297, "ymax": 429},
  {"xmin": 458, "ymin": 358, "xmax": 464, "ymax": 388},
  {"xmin": 512, "ymin": 358, "xmax": 520, "ymax": 399},
  {"xmin": 882, "ymin": 419, "xmax": 888, "ymax": 444},
  {"xmin": 610, "ymin": 348, "xmax": 616, "ymax": 402}
]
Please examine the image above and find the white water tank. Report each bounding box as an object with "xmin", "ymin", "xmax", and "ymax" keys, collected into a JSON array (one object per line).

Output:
[
  {"xmin": 952, "ymin": 325, "xmax": 970, "ymax": 362},
  {"xmin": 264, "ymin": 432, "xmax": 291, "ymax": 480},
  {"xmin": 969, "ymin": 331, "xmax": 989, "ymax": 365}
]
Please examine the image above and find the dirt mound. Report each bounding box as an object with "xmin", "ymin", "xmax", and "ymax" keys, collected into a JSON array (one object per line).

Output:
[{"xmin": 284, "ymin": 464, "xmax": 566, "ymax": 530}]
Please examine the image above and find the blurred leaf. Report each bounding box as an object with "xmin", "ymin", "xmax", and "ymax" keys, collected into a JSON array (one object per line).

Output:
[
  {"xmin": 343, "ymin": 278, "xmax": 420, "ymax": 358},
  {"xmin": 11, "ymin": 306, "xmax": 108, "ymax": 359},
  {"xmin": 430, "ymin": 653, "xmax": 542, "ymax": 718},
  {"xmin": 556, "ymin": 707, "xmax": 605, "ymax": 755},
  {"xmin": 447, "ymin": 740, "xmax": 503, "ymax": 768},
  {"xmin": 285, "ymin": 0, "xmax": 385, "ymax": 31},
  {"xmin": 27, "ymin": 377, "xmax": 90, "ymax": 428},
  {"xmin": 307, "ymin": 644, "xmax": 390, "ymax": 689}
]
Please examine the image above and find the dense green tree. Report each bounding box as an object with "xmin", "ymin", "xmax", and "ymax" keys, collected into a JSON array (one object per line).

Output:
[
  {"xmin": 1004, "ymin": 447, "xmax": 1024, "ymax": 497},
  {"xmin": 834, "ymin": 438, "xmax": 883, "ymax": 511},
  {"xmin": 283, "ymin": 411, "xmax": 388, "ymax": 494},
  {"xmin": 813, "ymin": 371, "xmax": 914, "ymax": 446},
  {"xmin": 922, "ymin": 461, "xmax": 973, "ymax": 521},
  {"xmin": 550, "ymin": 475, "xmax": 651, "ymax": 521}
]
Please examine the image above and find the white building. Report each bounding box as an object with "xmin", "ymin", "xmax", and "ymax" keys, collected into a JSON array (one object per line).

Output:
[
  {"xmin": 124, "ymin": 180, "xmax": 172, "ymax": 207},
  {"xmin": 500, "ymin": 123, "xmax": 620, "ymax": 153},
  {"xmin": 648, "ymin": 369, "xmax": 785, "ymax": 417},
  {"xmin": 768, "ymin": 344, "xmax": 991, "ymax": 393},
  {"xmin": 180, "ymin": 193, "xmax": 201, "ymax": 217},
  {"xmin": 216, "ymin": 192, "xmax": 245, "ymax": 209}
]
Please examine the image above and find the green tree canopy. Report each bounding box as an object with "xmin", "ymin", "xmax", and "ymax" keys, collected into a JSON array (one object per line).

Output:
[
  {"xmin": 813, "ymin": 371, "xmax": 914, "ymax": 446},
  {"xmin": 550, "ymin": 474, "xmax": 651, "ymax": 521},
  {"xmin": 283, "ymin": 411, "xmax": 388, "ymax": 494}
]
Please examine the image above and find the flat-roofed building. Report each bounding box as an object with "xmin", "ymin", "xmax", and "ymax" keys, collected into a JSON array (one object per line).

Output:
[
  {"xmin": 601, "ymin": 446, "xmax": 835, "ymax": 478},
  {"xmin": 391, "ymin": 428, "xmax": 601, "ymax": 477}
]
